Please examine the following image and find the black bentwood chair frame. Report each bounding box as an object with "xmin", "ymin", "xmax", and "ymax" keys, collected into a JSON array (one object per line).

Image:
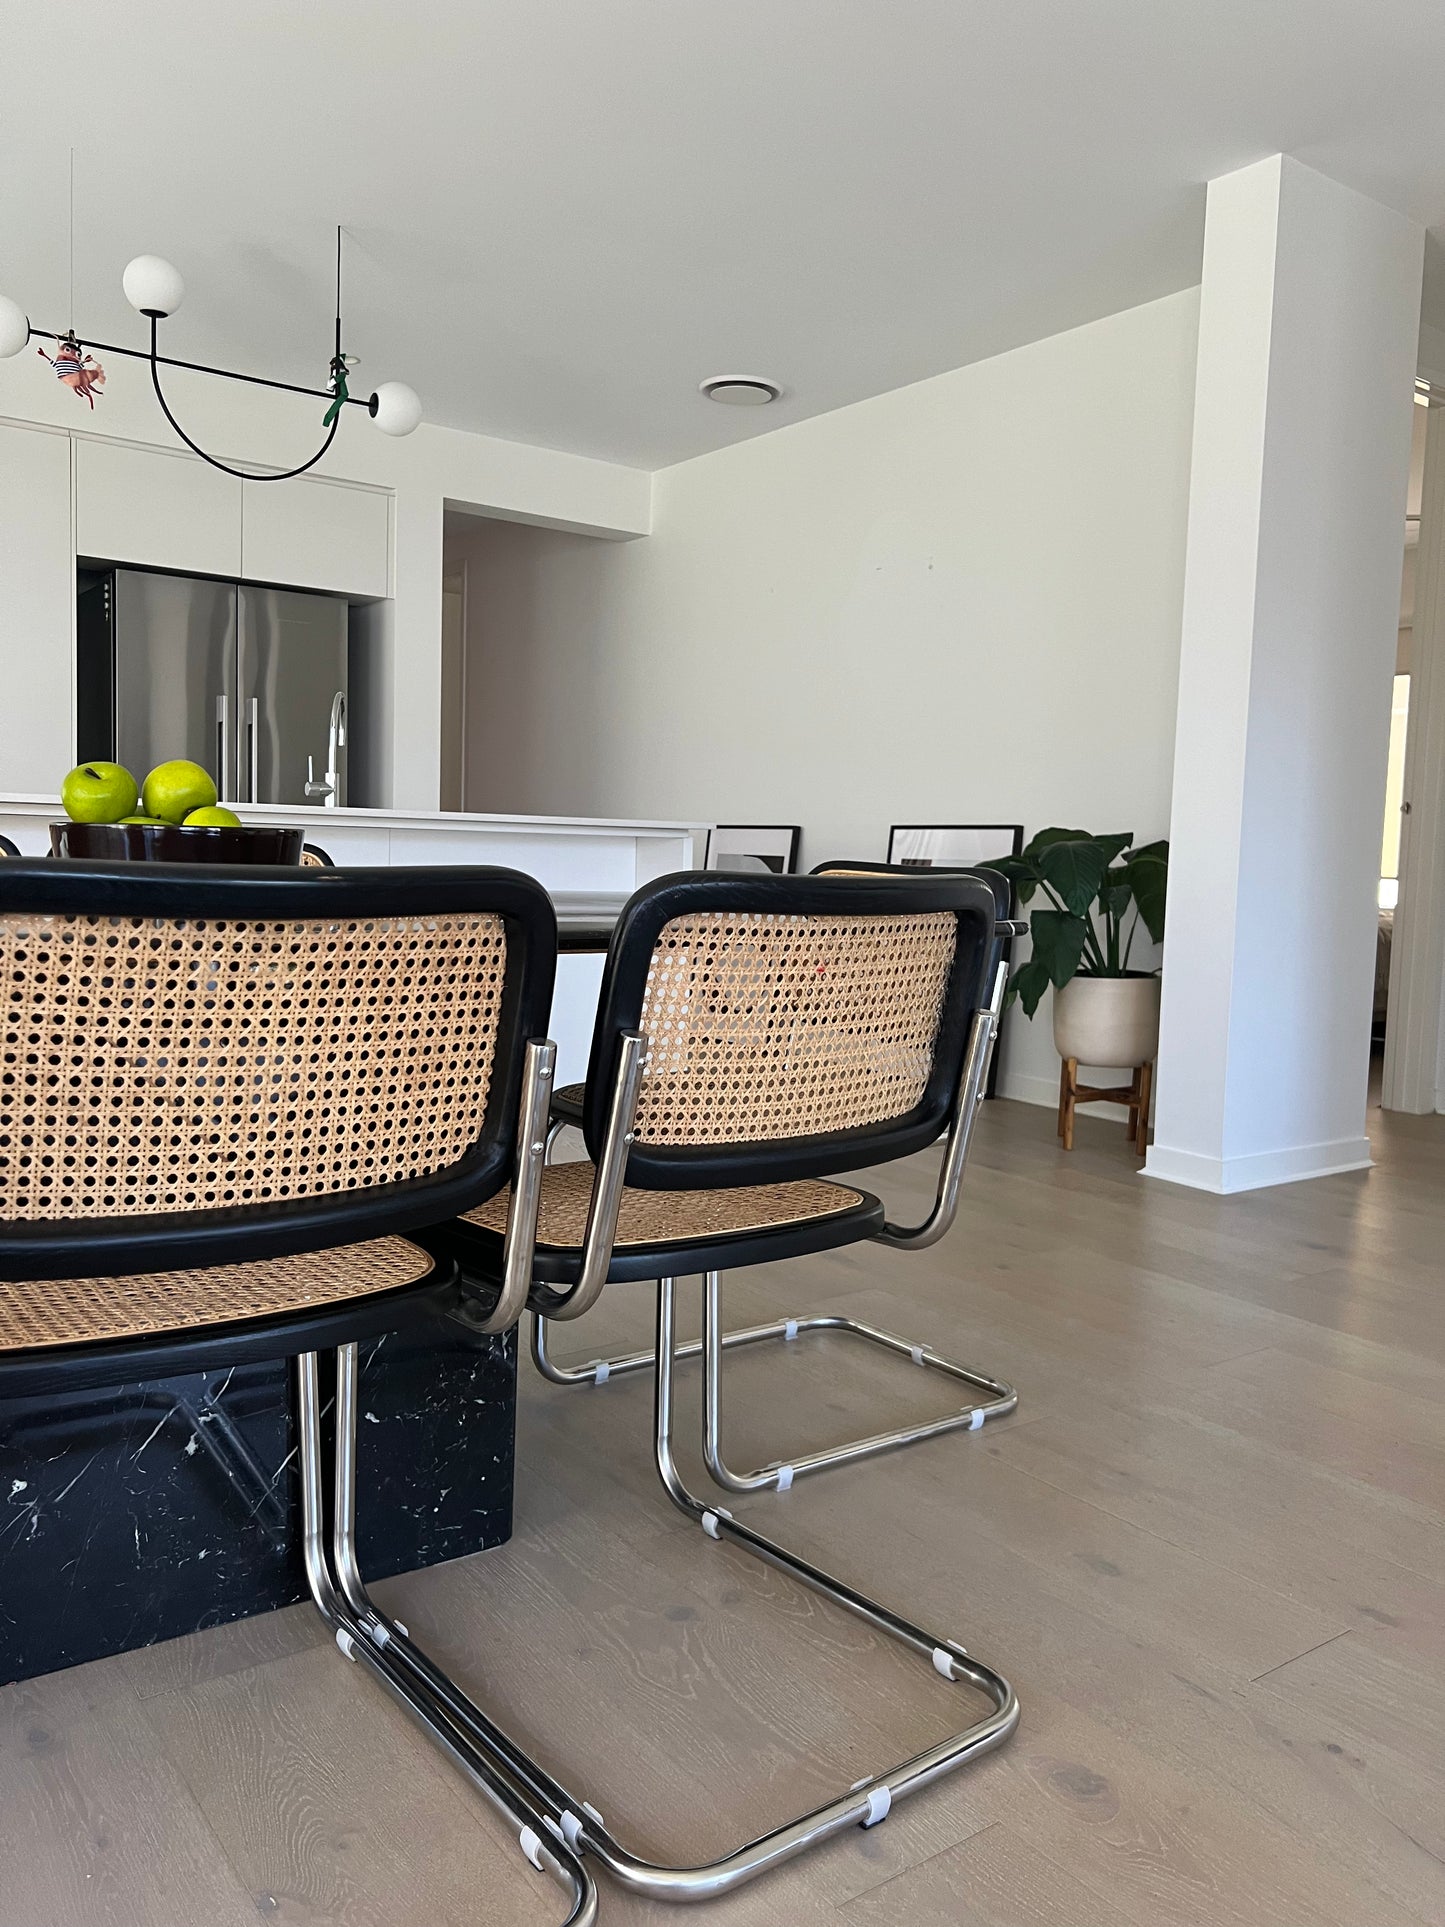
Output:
[
  {"xmin": 530, "ymin": 861, "xmax": 1023, "ymax": 1498},
  {"xmin": 410, "ymin": 870, "xmax": 1020, "ymax": 1906},
  {"xmin": 0, "ymin": 858, "xmax": 600, "ymax": 1927}
]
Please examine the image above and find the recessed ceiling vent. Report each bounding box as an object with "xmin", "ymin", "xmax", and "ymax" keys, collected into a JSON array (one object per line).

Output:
[{"xmin": 700, "ymin": 375, "xmax": 781, "ymax": 406}]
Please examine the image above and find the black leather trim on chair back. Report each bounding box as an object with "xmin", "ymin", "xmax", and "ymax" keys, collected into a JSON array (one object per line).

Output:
[
  {"xmin": 0, "ymin": 861, "xmax": 556, "ymax": 1279},
  {"xmin": 582, "ymin": 870, "xmax": 995, "ymax": 1190}
]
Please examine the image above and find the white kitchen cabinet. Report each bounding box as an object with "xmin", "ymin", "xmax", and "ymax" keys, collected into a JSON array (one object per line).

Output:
[
  {"xmin": 0, "ymin": 422, "xmax": 75, "ymax": 790},
  {"xmin": 76, "ymin": 437, "xmax": 242, "ymax": 576},
  {"xmin": 241, "ymin": 474, "xmax": 390, "ymax": 598}
]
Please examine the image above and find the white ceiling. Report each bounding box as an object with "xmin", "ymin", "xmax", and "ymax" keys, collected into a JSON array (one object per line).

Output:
[{"xmin": 5, "ymin": 1, "xmax": 1445, "ymax": 469}]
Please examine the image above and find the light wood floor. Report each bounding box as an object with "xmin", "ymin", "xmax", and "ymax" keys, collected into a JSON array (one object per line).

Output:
[{"xmin": 3, "ymin": 1093, "xmax": 1444, "ymax": 1927}]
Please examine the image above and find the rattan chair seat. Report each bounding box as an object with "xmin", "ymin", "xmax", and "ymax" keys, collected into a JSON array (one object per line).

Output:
[
  {"xmin": 466, "ymin": 1159, "xmax": 864, "ymax": 1250},
  {"xmin": 0, "ymin": 1235, "xmax": 433, "ymax": 1353}
]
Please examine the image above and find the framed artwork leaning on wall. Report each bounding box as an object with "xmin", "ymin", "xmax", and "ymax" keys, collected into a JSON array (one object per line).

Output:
[
  {"xmin": 705, "ymin": 825, "xmax": 802, "ymax": 873},
  {"xmin": 887, "ymin": 824, "xmax": 1024, "ymax": 869}
]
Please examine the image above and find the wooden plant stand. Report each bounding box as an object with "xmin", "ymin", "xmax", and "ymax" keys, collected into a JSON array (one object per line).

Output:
[{"xmin": 1057, "ymin": 1057, "xmax": 1153, "ymax": 1158}]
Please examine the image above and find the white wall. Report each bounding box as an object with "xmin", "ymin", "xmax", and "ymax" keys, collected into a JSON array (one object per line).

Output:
[
  {"xmin": 446, "ymin": 289, "xmax": 1201, "ymax": 1101},
  {"xmin": 0, "ymin": 351, "xmax": 650, "ymax": 808}
]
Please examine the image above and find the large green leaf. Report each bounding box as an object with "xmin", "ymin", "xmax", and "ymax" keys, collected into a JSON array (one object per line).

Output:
[
  {"xmin": 1100, "ymin": 875, "xmax": 1133, "ymax": 922},
  {"xmin": 1093, "ymin": 832, "xmax": 1136, "ymax": 868},
  {"xmin": 989, "ymin": 852, "xmax": 1039, "ymax": 906},
  {"xmin": 1121, "ymin": 839, "xmax": 1168, "ymax": 942},
  {"xmin": 1035, "ymin": 837, "xmax": 1110, "ymax": 918},
  {"xmin": 1029, "ymin": 908, "xmax": 1089, "ymax": 989},
  {"xmin": 1017, "ymin": 826, "xmax": 1090, "ymax": 862},
  {"xmin": 999, "ymin": 829, "xmax": 1147, "ymax": 928},
  {"xmin": 1007, "ymin": 955, "xmax": 1053, "ymax": 1018}
]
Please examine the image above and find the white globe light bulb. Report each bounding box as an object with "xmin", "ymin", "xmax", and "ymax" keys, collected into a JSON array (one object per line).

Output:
[
  {"xmin": 0, "ymin": 295, "xmax": 29, "ymax": 358},
  {"xmin": 122, "ymin": 255, "xmax": 185, "ymax": 318},
  {"xmin": 369, "ymin": 381, "xmax": 422, "ymax": 436}
]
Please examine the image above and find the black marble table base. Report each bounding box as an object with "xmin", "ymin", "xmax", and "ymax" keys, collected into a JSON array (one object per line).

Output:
[{"xmin": 0, "ymin": 1325, "xmax": 517, "ymax": 1685}]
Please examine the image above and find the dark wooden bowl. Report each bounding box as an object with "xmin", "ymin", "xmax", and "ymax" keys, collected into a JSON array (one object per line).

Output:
[{"xmin": 50, "ymin": 821, "xmax": 305, "ymax": 865}]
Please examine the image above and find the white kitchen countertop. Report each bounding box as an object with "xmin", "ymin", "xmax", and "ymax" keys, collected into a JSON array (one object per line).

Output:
[{"xmin": 0, "ymin": 794, "xmax": 707, "ymax": 842}]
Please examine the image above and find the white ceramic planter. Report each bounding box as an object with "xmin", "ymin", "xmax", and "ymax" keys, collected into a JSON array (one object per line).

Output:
[{"xmin": 1052, "ymin": 975, "xmax": 1161, "ymax": 1067}]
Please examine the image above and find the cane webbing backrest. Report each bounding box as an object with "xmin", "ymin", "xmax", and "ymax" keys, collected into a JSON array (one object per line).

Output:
[
  {"xmin": 634, "ymin": 910, "xmax": 955, "ymax": 1146},
  {"xmin": 584, "ymin": 872, "xmax": 995, "ymax": 1189},
  {"xmin": 0, "ymin": 862, "xmax": 556, "ymax": 1280},
  {"xmin": 0, "ymin": 908, "xmax": 505, "ymax": 1222}
]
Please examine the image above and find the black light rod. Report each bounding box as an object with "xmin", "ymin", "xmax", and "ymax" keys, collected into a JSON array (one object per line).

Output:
[{"xmin": 29, "ymin": 324, "xmax": 370, "ymax": 408}]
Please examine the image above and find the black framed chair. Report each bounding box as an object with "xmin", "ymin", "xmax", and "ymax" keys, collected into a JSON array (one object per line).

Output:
[
  {"xmin": 531, "ymin": 860, "xmax": 1022, "ymax": 1497},
  {"xmin": 300, "ymin": 841, "xmax": 334, "ymax": 867},
  {"xmin": 0, "ymin": 858, "xmax": 596, "ymax": 1927},
  {"xmin": 0, "ymin": 834, "xmax": 20, "ymax": 857},
  {"xmin": 409, "ymin": 869, "xmax": 1019, "ymax": 1905}
]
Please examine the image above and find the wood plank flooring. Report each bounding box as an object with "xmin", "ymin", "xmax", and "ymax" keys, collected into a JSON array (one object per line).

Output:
[{"xmin": 2, "ymin": 1093, "xmax": 1442, "ymax": 1926}]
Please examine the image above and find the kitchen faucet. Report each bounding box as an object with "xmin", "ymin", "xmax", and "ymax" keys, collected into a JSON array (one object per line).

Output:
[{"xmin": 305, "ymin": 690, "xmax": 347, "ymax": 808}]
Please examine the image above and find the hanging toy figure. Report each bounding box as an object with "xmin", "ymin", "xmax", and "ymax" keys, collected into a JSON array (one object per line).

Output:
[
  {"xmin": 40, "ymin": 330, "xmax": 105, "ymax": 407},
  {"xmin": 321, "ymin": 352, "xmax": 350, "ymax": 429}
]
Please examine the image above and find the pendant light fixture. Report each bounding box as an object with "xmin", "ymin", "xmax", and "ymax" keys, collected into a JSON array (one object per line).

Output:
[{"xmin": 0, "ymin": 227, "xmax": 421, "ymax": 480}]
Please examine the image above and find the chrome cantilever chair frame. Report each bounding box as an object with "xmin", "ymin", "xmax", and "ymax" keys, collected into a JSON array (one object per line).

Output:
[
  {"xmin": 0, "ymin": 859, "xmax": 595, "ymax": 1927},
  {"xmin": 288, "ymin": 1013, "xmax": 596, "ymax": 1925},
  {"xmin": 400, "ymin": 870, "xmax": 1021, "ymax": 1904},
  {"xmin": 531, "ymin": 948, "xmax": 1018, "ymax": 1494},
  {"xmin": 290, "ymin": 1033, "xmax": 601, "ymax": 1927},
  {"xmin": 313, "ymin": 1283, "xmax": 1018, "ymax": 1907}
]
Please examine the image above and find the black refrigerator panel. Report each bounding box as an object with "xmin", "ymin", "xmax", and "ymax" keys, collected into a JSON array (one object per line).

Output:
[{"xmin": 74, "ymin": 570, "xmax": 114, "ymax": 764}]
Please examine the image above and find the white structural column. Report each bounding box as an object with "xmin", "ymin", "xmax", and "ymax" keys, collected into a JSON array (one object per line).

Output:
[{"xmin": 1147, "ymin": 157, "xmax": 1423, "ymax": 1193}]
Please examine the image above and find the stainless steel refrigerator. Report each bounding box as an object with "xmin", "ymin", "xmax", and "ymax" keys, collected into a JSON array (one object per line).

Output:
[{"xmin": 76, "ymin": 569, "xmax": 348, "ymax": 807}]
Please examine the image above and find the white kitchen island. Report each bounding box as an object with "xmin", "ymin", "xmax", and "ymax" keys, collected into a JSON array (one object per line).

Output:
[{"xmin": 0, "ymin": 796, "xmax": 709, "ymax": 1086}]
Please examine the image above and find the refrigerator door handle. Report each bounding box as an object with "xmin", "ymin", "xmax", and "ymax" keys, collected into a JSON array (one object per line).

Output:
[
  {"xmin": 216, "ymin": 694, "xmax": 231, "ymax": 802},
  {"xmin": 247, "ymin": 697, "xmax": 259, "ymax": 804}
]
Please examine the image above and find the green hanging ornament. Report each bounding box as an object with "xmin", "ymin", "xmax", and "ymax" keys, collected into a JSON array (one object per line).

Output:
[{"xmin": 322, "ymin": 356, "xmax": 350, "ymax": 428}]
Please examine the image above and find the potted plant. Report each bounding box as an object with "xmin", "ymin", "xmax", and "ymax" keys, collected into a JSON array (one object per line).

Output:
[{"xmin": 993, "ymin": 829, "xmax": 1169, "ymax": 1069}]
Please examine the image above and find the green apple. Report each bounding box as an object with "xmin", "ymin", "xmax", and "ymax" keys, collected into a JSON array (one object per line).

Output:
[
  {"xmin": 182, "ymin": 805, "xmax": 242, "ymax": 828},
  {"xmin": 119, "ymin": 814, "xmax": 164, "ymax": 825},
  {"xmin": 61, "ymin": 761, "xmax": 139, "ymax": 823},
  {"xmin": 142, "ymin": 759, "xmax": 217, "ymax": 824}
]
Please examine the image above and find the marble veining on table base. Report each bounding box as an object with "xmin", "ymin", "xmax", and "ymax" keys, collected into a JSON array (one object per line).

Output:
[{"xmin": 0, "ymin": 1326, "xmax": 516, "ymax": 1684}]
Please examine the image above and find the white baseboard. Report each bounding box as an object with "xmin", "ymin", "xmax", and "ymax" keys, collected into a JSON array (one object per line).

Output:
[{"xmin": 1143, "ymin": 1137, "xmax": 1373, "ymax": 1194}]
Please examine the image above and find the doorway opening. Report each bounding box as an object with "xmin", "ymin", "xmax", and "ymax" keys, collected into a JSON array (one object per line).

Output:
[{"xmin": 1373, "ymin": 401, "xmax": 1424, "ymax": 1076}]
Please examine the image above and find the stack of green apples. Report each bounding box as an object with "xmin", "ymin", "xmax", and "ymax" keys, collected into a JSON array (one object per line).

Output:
[{"xmin": 60, "ymin": 760, "xmax": 242, "ymax": 828}]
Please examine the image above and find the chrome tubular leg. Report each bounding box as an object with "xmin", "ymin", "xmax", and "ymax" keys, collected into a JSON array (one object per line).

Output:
[
  {"xmin": 533, "ymin": 1267, "xmax": 1017, "ymax": 1492},
  {"xmin": 295, "ymin": 1351, "xmax": 598, "ymax": 1927},
  {"xmin": 317, "ymin": 1303, "xmax": 1017, "ymax": 1903},
  {"xmin": 530, "ymin": 1290, "xmax": 800, "ymax": 1388},
  {"xmin": 528, "ymin": 1304, "xmax": 660, "ymax": 1385},
  {"xmin": 701, "ymin": 1271, "xmax": 1017, "ymax": 1494},
  {"xmin": 650, "ymin": 1276, "xmax": 1020, "ymax": 1876}
]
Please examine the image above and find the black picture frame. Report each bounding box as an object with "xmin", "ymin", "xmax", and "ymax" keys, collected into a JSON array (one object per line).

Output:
[
  {"xmin": 704, "ymin": 825, "xmax": 802, "ymax": 875},
  {"xmin": 886, "ymin": 824, "xmax": 1024, "ymax": 868}
]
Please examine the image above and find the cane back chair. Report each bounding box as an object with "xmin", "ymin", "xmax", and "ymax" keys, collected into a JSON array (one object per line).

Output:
[
  {"xmin": 0, "ymin": 858, "xmax": 598, "ymax": 1927},
  {"xmin": 531, "ymin": 860, "xmax": 1021, "ymax": 1497},
  {"xmin": 408, "ymin": 870, "xmax": 1020, "ymax": 1906}
]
